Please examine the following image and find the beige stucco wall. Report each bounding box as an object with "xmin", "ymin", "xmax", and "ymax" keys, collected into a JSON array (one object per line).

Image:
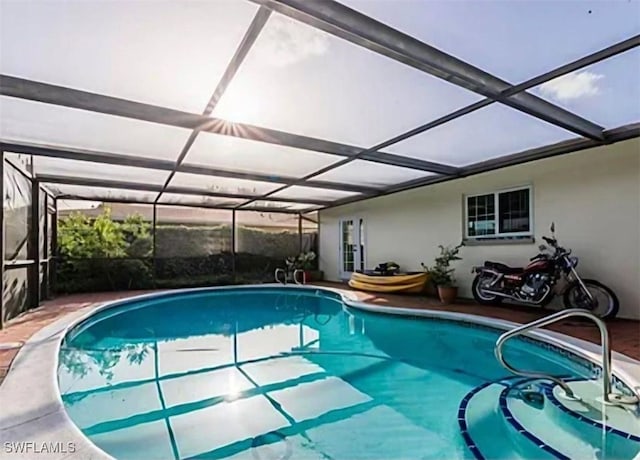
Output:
[{"xmin": 319, "ymin": 138, "xmax": 640, "ymax": 319}]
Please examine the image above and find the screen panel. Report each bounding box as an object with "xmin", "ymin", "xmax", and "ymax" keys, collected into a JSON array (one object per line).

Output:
[
  {"xmin": 158, "ymin": 193, "xmax": 246, "ymax": 208},
  {"xmin": 3, "ymin": 152, "xmax": 32, "ymax": 176},
  {"xmin": 46, "ymin": 207, "xmax": 53, "ymax": 258},
  {"xmin": 533, "ymin": 49, "xmax": 640, "ymax": 129},
  {"xmin": 45, "ymin": 183, "xmax": 157, "ymax": 202},
  {"xmin": 169, "ymin": 172, "xmax": 282, "ymax": 196},
  {"xmin": 156, "ymin": 206, "xmax": 233, "ymax": 231},
  {"xmin": 57, "ymin": 199, "xmax": 101, "ymax": 211},
  {"xmin": 269, "ymin": 186, "xmax": 359, "ymax": 201},
  {"xmin": 3, "ymin": 161, "xmax": 32, "ymax": 261},
  {"xmin": 2, "ymin": 268, "xmax": 29, "ymax": 323},
  {"xmin": 183, "ymin": 133, "xmax": 340, "ymax": 178},
  {"xmin": 239, "ymin": 201, "xmax": 318, "ymax": 211},
  {"xmin": 32, "ymin": 157, "xmax": 170, "ymax": 185},
  {"xmin": 302, "ymin": 211, "xmax": 318, "ymax": 224},
  {"xmin": 313, "ymin": 160, "xmax": 434, "ymax": 187},
  {"xmin": 389, "ymin": 103, "xmax": 574, "ymax": 166},
  {"xmin": 213, "ymin": 12, "xmax": 482, "ymax": 146},
  {"xmin": 0, "ymin": 0, "xmax": 259, "ymax": 113},
  {"xmin": 341, "ymin": 0, "xmax": 640, "ymax": 83},
  {"xmin": 155, "ymin": 206, "xmax": 233, "ymax": 287},
  {"xmin": 0, "ymin": 97, "xmax": 191, "ymax": 161},
  {"xmin": 235, "ymin": 211, "xmax": 301, "ymax": 283},
  {"xmin": 301, "ymin": 217, "xmax": 318, "ymax": 254},
  {"xmin": 39, "ymin": 188, "xmax": 46, "ymax": 258}
]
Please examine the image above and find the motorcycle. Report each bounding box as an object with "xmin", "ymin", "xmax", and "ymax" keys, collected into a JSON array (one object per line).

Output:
[{"xmin": 471, "ymin": 223, "xmax": 619, "ymax": 319}]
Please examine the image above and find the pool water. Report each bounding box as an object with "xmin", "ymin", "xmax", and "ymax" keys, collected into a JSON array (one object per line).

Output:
[{"xmin": 57, "ymin": 288, "xmax": 629, "ymax": 459}]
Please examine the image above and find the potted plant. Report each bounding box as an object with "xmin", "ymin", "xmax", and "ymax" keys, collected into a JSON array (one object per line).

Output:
[
  {"xmin": 423, "ymin": 242, "xmax": 464, "ymax": 304},
  {"xmin": 285, "ymin": 251, "xmax": 323, "ymax": 282}
]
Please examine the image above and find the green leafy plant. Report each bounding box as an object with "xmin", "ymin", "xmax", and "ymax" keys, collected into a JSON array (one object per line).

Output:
[
  {"xmin": 57, "ymin": 207, "xmax": 154, "ymax": 292},
  {"xmin": 285, "ymin": 251, "xmax": 317, "ymax": 271},
  {"xmin": 422, "ymin": 242, "xmax": 464, "ymax": 287}
]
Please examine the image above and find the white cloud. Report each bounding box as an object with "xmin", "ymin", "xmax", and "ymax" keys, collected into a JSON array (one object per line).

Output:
[
  {"xmin": 539, "ymin": 71, "xmax": 604, "ymax": 102},
  {"xmin": 256, "ymin": 15, "xmax": 330, "ymax": 67}
]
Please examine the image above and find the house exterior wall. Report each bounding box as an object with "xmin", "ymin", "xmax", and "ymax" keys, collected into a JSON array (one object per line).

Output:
[{"xmin": 318, "ymin": 138, "xmax": 640, "ymax": 320}]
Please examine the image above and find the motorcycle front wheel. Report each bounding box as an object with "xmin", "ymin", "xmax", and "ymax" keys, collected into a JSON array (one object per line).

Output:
[{"xmin": 563, "ymin": 279, "xmax": 619, "ymax": 320}]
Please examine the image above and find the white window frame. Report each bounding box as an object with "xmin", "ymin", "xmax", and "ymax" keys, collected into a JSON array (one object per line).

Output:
[{"xmin": 464, "ymin": 185, "xmax": 533, "ymax": 239}]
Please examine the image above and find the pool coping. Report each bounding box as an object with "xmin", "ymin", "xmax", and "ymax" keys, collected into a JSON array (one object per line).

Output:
[{"xmin": 0, "ymin": 284, "xmax": 638, "ymax": 460}]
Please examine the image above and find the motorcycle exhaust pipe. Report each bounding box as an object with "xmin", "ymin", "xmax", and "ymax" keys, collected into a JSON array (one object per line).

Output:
[
  {"xmin": 482, "ymin": 290, "xmax": 511, "ymax": 298},
  {"xmin": 475, "ymin": 269, "xmax": 503, "ymax": 288},
  {"xmin": 482, "ymin": 287, "xmax": 551, "ymax": 304}
]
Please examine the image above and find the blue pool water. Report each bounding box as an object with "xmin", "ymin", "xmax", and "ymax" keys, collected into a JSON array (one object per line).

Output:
[{"xmin": 57, "ymin": 287, "xmax": 631, "ymax": 459}]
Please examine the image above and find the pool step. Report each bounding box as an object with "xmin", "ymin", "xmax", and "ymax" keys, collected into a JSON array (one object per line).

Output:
[
  {"xmin": 502, "ymin": 379, "xmax": 640, "ymax": 460},
  {"xmin": 543, "ymin": 380, "xmax": 640, "ymax": 441},
  {"xmin": 460, "ymin": 378, "xmax": 640, "ymax": 460},
  {"xmin": 460, "ymin": 380, "xmax": 555, "ymax": 459}
]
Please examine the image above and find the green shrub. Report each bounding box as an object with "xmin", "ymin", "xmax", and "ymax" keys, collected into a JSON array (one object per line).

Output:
[
  {"xmin": 155, "ymin": 225, "xmax": 231, "ymax": 258},
  {"xmin": 154, "ymin": 253, "xmax": 233, "ymax": 279},
  {"xmin": 57, "ymin": 258, "xmax": 154, "ymax": 293},
  {"xmin": 56, "ymin": 208, "xmax": 313, "ymax": 293},
  {"xmin": 57, "ymin": 209, "xmax": 153, "ymax": 293}
]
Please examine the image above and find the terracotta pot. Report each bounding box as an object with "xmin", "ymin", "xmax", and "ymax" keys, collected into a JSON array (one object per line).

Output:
[
  {"xmin": 303, "ymin": 270, "xmax": 324, "ymax": 283},
  {"xmin": 437, "ymin": 286, "xmax": 458, "ymax": 304},
  {"xmin": 424, "ymin": 279, "xmax": 438, "ymax": 298}
]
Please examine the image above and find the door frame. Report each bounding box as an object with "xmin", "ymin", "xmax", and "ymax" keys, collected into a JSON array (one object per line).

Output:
[{"xmin": 338, "ymin": 216, "xmax": 366, "ymax": 280}]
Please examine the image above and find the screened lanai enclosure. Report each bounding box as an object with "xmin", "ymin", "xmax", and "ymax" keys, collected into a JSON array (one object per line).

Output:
[
  {"xmin": 2, "ymin": 154, "xmax": 319, "ymax": 326},
  {"xmin": 1, "ymin": 0, "xmax": 639, "ymax": 327}
]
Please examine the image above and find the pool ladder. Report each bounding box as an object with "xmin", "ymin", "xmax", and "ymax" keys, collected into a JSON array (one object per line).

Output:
[
  {"xmin": 495, "ymin": 308, "xmax": 638, "ymax": 406},
  {"xmin": 274, "ymin": 268, "xmax": 305, "ymax": 285}
]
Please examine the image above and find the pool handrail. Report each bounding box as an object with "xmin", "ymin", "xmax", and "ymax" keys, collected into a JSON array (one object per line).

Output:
[
  {"xmin": 293, "ymin": 269, "xmax": 305, "ymax": 285},
  {"xmin": 494, "ymin": 308, "xmax": 635, "ymax": 404},
  {"xmin": 274, "ymin": 268, "xmax": 286, "ymax": 284}
]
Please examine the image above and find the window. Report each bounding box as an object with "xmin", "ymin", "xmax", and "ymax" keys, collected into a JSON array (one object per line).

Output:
[{"xmin": 465, "ymin": 187, "xmax": 532, "ymax": 239}]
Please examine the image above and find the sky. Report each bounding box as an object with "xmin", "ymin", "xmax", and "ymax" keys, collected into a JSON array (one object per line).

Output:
[{"xmin": 0, "ymin": 0, "xmax": 639, "ymax": 201}]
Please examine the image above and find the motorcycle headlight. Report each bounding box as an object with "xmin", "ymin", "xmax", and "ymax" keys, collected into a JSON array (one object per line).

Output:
[{"xmin": 569, "ymin": 256, "xmax": 579, "ymax": 268}]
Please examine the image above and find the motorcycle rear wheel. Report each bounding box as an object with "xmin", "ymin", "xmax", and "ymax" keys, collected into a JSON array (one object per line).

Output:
[
  {"xmin": 563, "ymin": 279, "xmax": 619, "ymax": 320},
  {"xmin": 472, "ymin": 275, "xmax": 503, "ymax": 305}
]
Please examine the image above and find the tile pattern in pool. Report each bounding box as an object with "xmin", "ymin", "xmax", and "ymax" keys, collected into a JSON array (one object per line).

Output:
[{"xmin": 56, "ymin": 287, "xmax": 621, "ymax": 459}]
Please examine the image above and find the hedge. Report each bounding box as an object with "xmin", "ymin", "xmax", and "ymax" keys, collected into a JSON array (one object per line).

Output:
[{"xmin": 56, "ymin": 210, "xmax": 317, "ymax": 294}]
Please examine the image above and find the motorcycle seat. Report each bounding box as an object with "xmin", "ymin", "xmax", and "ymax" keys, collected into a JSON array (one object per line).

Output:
[{"xmin": 484, "ymin": 261, "xmax": 524, "ymax": 274}]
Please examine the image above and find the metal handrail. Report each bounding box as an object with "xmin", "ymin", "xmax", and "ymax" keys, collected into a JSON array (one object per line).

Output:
[
  {"xmin": 495, "ymin": 309, "xmax": 611, "ymax": 402},
  {"xmin": 274, "ymin": 268, "xmax": 286, "ymax": 285},
  {"xmin": 293, "ymin": 269, "xmax": 305, "ymax": 285}
]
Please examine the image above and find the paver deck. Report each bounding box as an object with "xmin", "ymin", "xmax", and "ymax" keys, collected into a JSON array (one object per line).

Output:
[{"xmin": 1, "ymin": 284, "xmax": 638, "ymax": 387}]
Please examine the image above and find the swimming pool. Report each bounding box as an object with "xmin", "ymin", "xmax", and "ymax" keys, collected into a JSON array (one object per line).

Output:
[{"xmin": 58, "ymin": 286, "xmax": 640, "ymax": 459}]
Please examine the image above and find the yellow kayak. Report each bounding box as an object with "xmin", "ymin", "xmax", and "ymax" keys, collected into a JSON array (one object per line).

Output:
[
  {"xmin": 348, "ymin": 278, "xmax": 427, "ymax": 293},
  {"xmin": 350, "ymin": 271, "xmax": 429, "ymax": 286},
  {"xmin": 348, "ymin": 271, "xmax": 429, "ymax": 294}
]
